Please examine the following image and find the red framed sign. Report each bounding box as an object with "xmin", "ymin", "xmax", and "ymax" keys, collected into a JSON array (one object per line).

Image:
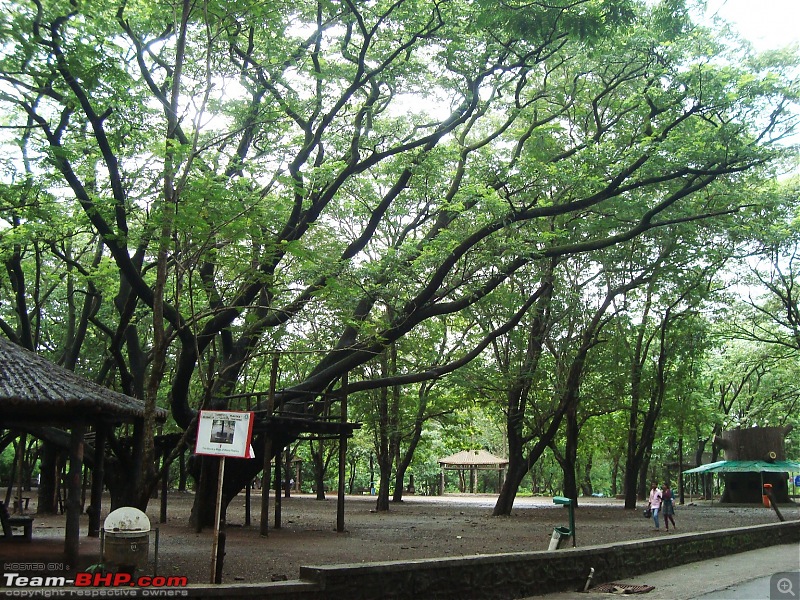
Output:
[{"xmin": 195, "ymin": 410, "xmax": 255, "ymax": 458}]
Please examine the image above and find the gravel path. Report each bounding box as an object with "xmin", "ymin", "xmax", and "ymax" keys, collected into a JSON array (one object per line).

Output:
[{"xmin": 5, "ymin": 491, "xmax": 796, "ymax": 585}]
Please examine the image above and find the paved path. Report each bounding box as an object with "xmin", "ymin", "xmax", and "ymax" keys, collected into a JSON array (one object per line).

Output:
[{"xmin": 527, "ymin": 543, "xmax": 800, "ymax": 600}]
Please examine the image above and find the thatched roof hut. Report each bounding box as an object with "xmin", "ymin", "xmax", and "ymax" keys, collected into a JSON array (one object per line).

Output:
[
  {"xmin": 0, "ymin": 337, "xmax": 166, "ymax": 425},
  {"xmin": 438, "ymin": 450, "xmax": 508, "ymax": 494},
  {"xmin": 439, "ymin": 449, "xmax": 509, "ymax": 469},
  {"xmin": 0, "ymin": 337, "xmax": 167, "ymax": 564}
]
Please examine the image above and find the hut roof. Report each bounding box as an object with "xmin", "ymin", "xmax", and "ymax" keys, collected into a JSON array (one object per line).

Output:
[
  {"xmin": 439, "ymin": 449, "xmax": 508, "ymax": 468},
  {"xmin": 0, "ymin": 337, "xmax": 167, "ymax": 425}
]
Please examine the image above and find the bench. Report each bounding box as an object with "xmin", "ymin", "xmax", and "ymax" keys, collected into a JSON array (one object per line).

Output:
[
  {"xmin": 0, "ymin": 502, "xmax": 33, "ymax": 542},
  {"xmin": 12, "ymin": 497, "xmax": 30, "ymax": 511}
]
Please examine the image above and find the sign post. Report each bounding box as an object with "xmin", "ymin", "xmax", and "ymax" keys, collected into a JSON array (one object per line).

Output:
[{"xmin": 195, "ymin": 410, "xmax": 255, "ymax": 583}]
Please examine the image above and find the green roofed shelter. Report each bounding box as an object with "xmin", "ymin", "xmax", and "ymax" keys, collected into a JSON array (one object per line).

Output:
[
  {"xmin": 682, "ymin": 460, "xmax": 800, "ymax": 474},
  {"xmin": 682, "ymin": 459, "xmax": 800, "ymax": 505}
]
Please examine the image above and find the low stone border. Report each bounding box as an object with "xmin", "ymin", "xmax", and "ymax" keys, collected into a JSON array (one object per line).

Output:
[{"xmin": 298, "ymin": 520, "xmax": 799, "ymax": 599}]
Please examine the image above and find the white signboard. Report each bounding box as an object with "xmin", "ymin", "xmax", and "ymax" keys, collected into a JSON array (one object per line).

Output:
[{"xmin": 195, "ymin": 410, "xmax": 255, "ymax": 458}]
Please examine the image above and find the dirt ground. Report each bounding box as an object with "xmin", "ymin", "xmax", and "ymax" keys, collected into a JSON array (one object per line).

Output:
[{"xmin": 3, "ymin": 491, "xmax": 798, "ymax": 586}]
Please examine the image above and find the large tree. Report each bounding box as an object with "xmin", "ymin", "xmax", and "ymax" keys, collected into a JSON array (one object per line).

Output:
[{"xmin": 0, "ymin": 0, "xmax": 796, "ymax": 524}]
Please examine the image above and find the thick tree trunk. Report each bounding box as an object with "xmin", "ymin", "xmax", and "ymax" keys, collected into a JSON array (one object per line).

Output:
[
  {"xmin": 391, "ymin": 384, "xmax": 429, "ymax": 503},
  {"xmin": 562, "ymin": 409, "xmax": 580, "ymax": 505},
  {"xmin": 623, "ymin": 369, "xmax": 643, "ymax": 510},
  {"xmin": 375, "ymin": 348, "xmax": 394, "ymax": 512},
  {"xmin": 580, "ymin": 452, "xmax": 594, "ymax": 497},
  {"xmin": 375, "ymin": 458, "xmax": 391, "ymax": 511},
  {"xmin": 623, "ymin": 459, "xmax": 639, "ymax": 509},
  {"xmin": 37, "ymin": 442, "xmax": 60, "ymax": 514},
  {"xmin": 392, "ymin": 463, "xmax": 407, "ymax": 503},
  {"xmin": 717, "ymin": 426, "xmax": 793, "ymax": 503},
  {"xmin": 494, "ymin": 458, "xmax": 528, "ymax": 516},
  {"xmin": 611, "ymin": 457, "xmax": 619, "ymax": 497}
]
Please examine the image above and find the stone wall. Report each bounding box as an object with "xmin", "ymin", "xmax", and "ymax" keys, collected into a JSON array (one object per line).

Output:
[
  {"xmin": 298, "ymin": 520, "xmax": 799, "ymax": 599},
  {"xmin": 54, "ymin": 520, "xmax": 798, "ymax": 599}
]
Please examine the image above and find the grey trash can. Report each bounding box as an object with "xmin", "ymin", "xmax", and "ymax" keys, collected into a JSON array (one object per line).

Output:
[
  {"xmin": 548, "ymin": 525, "xmax": 571, "ymax": 551},
  {"xmin": 103, "ymin": 507, "xmax": 150, "ymax": 572}
]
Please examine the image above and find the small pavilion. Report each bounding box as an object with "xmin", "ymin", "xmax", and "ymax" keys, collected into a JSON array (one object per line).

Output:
[
  {"xmin": 438, "ymin": 449, "xmax": 508, "ymax": 494},
  {"xmin": 0, "ymin": 337, "xmax": 166, "ymax": 565}
]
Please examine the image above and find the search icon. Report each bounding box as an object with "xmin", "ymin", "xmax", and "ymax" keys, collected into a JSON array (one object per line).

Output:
[{"xmin": 777, "ymin": 577, "xmax": 796, "ymax": 597}]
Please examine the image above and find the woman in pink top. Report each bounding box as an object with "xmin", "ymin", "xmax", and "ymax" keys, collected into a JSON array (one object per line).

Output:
[{"xmin": 648, "ymin": 481, "xmax": 663, "ymax": 530}]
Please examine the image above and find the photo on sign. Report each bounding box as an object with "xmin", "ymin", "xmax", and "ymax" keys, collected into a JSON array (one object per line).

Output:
[
  {"xmin": 195, "ymin": 410, "xmax": 255, "ymax": 458},
  {"xmin": 210, "ymin": 419, "xmax": 235, "ymax": 444}
]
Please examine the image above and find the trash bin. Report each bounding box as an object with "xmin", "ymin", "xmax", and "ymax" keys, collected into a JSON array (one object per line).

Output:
[
  {"xmin": 548, "ymin": 525, "xmax": 572, "ymax": 550},
  {"xmin": 549, "ymin": 496, "xmax": 576, "ymax": 549},
  {"xmin": 103, "ymin": 507, "xmax": 150, "ymax": 572}
]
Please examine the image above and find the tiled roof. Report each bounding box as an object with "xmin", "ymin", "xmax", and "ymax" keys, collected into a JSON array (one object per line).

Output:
[{"xmin": 0, "ymin": 337, "xmax": 168, "ymax": 424}]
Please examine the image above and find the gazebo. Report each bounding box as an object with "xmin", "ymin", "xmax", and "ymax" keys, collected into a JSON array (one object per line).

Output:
[
  {"xmin": 0, "ymin": 337, "xmax": 167, "ymax": 564},
  {"xmin": 438, "ymin": 449, "xmax": 508, "ymax": 494}
]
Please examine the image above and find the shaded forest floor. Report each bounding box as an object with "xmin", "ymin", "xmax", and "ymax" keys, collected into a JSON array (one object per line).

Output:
[{"xmin": 3, "ymin": 491, "xmax": 797, "ymax": 585}]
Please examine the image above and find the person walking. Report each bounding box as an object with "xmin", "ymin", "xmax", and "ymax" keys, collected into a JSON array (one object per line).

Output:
[
  {"xmin": 662, "ymin": 483, "xmax": 676, "ymax": 531},
  {"xmin": 648, "ymin": 481, "xmax": 663, "ymax": 531}
]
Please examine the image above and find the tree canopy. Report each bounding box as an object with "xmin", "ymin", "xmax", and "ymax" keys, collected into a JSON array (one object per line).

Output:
[{"xmin": 0, "ymin": 0, "xmax": 798, "ymax": 516}]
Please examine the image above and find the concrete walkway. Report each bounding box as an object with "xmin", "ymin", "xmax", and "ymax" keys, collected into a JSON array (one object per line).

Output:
[{"xmin": 527, "ymin": 543, "xmax": 800, "ymax": 599}]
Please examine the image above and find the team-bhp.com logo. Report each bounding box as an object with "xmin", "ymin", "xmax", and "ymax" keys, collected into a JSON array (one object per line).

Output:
[{"xmin": 4, "ymin": 571, "xmax": 188, "ymax": 589}]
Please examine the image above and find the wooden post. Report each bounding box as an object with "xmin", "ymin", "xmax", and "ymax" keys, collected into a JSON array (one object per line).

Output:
[
  {"xmin": 677, "ymin": 437, "xmax": 684, "ymax": 505},
  {"xmin": 88, "ymin": 424, "xmax": 106, "ymax": 537},
  {"xmin": 65, "ymin": 420, "xmax": 85, "ymax": 567},
  {"xmin": 245, "ymin": 481, "xmax": 251, "ymax": 527},
  {"xmin": 260, "ymin": 353, "xmax": 278, "ymax": 536},
  {"xmin": 14, "ymin": 432, "xmax": 26, "ymax": 514},
  {"xmin": 337, "ymin": 372, "xmax": 348, "ymax": 533},
  {"xmin": 179, "ymin": 449, "xmax": 187, "ymax": 491},
  {"xmin": 274, "ymin": 450, "xmax": 282, "ymax": 529},
  {"xmin": 160, "ymin": 448, "xmax": 168, "ymax": 524},
  {"xmin": 81, "ymin": 463, "xmax": 89, "ymax": 513},
  {"xmin": 209, "ymin": 457, "xmax": 226, "ymax": 584}
]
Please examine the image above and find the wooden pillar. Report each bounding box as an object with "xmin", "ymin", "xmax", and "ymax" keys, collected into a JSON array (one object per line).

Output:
[
  {"xmin": 274, "ymin": 449, "xmax": 282, "ymax": 529},
  {"xmin": 179, "ymin": 448, "xmax": 187, "ymax": 491},
  {"xmin": 160, "ymin": 448, "xmax": 169, "ymax": 524},
  {"xmin": 260, "ymin": 353, "xmax": 278, "ymax": 536},
  {"xmin": 65, "ymin": 419, "xmax": 85, "ymax": 566},
  {"xmin": 677, "ymin": 437, "xmax": 685, "ymax": 505},
  {"xmin": 245, "ymin": 480, "xmax": 251, "ymax": 526},
  {"xmin": 14, "ymin": 432, "xmax": 27, "ymax": 514},
  {"xmin": 337, "ymin": 372, "xmax": 348, "ymax": 533},
  {"xmin": 88, "ymin": 423, "xmax": 106, "ymax": 537}
]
